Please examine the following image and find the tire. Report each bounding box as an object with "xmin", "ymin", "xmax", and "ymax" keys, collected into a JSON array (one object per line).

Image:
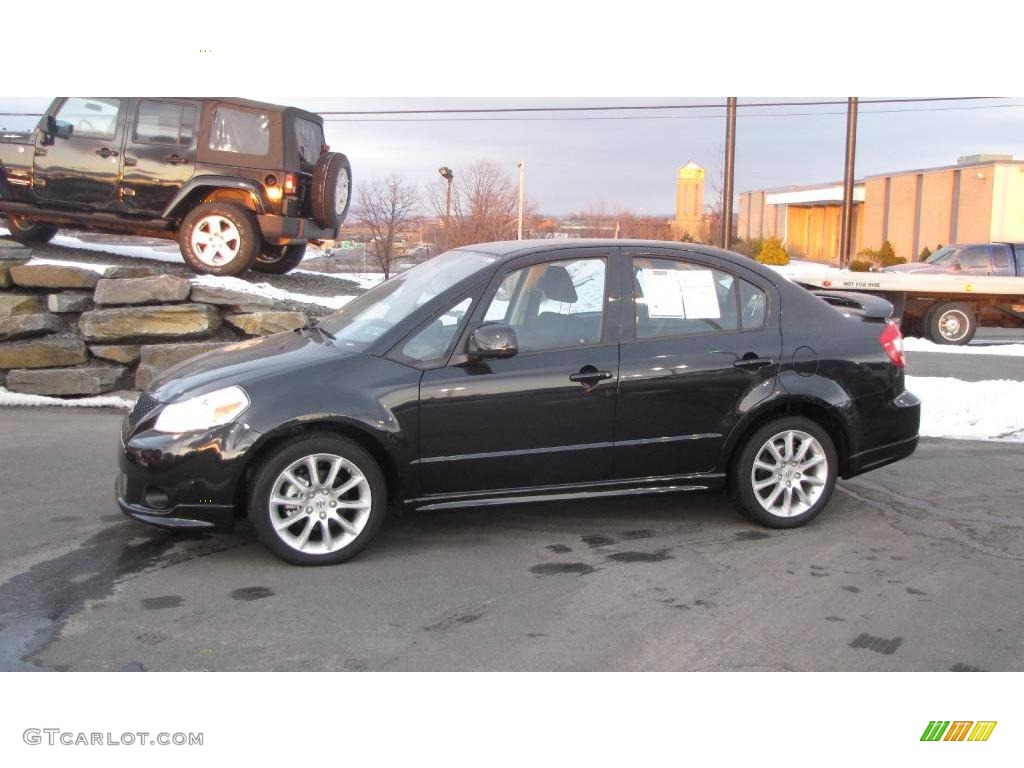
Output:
[
  {"xmin": 252, "ymin": 243, "xmax": 307, "ymax": 274},
  {"xmin": 4, "ymin": 215, "xmax": 58, "ymax": 245},
  {"xmin": 248, "ymin": 434, "xmax": 387, "ymax": 566},
  {"xmin": 310, "ymin": 152, "xmax": 352, "ymax": 230},
  {"xmin": 178, "ymin": 201, "xmax": 261, "ymax": 276},
  {"xmin": 925, "ymin": 301, "xmax": 976, "ymax": 345},
  {"xmin": 729, "ymin": 416, "xmax": 838, "ymax": 529}
]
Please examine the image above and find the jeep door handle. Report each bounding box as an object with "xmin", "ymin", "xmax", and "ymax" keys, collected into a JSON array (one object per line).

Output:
[
  {"xmin": 569, "ymin": 368, "xmax": 613, "ymax": 385},
  {"xmin": 123, "ymin": 157, "xmax": 138, "ymax": 167},
  {"xmin": 166, "ymin": 154, "xmax": 188, "ymax": 165},
  {"xmin": 96, "ymin": 147, "xmax": 119, "ymax": 158},
  {"xmin": 733, "ymin": 356, "xmax": 774, "ymax": 371}
]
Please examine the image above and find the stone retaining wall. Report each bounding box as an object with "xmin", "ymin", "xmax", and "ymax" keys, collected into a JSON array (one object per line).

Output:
[{"xmin": 0, "ymin": 241, "xmax": 311, "ymax": 397}]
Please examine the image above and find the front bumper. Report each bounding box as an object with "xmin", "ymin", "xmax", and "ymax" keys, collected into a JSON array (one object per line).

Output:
[
  {"xmin": 257, "ymin": 214, "xmax": 338, "ymax": 244},
  {"xmin": 116, "ymin": 417, "xmax": 262, "ymax": 532}
]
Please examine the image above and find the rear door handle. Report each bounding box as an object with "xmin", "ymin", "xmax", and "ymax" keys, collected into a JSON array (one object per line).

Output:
[
  {"xmin": 166, "ymin": 154, "xmax": 188, "ymax": 165},
  {"xmin": 123, "ymin": 157, "xmax": 138, "ymax": 167},
  {"xmin": 96, "ymin": 147, "xmax": 119, "ymax": 158},
  {"xmin": 569, "ymin": 367, "xmax": 613, "ymax": 385},
  {"xmin": 733, "ymin": 357, "xmax": 774, "ymax": 371}
]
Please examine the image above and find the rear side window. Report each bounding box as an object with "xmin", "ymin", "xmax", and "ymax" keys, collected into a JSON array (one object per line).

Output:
[
  {"xmin": 958, "ymin": 245, "xmax": 993, "ymax": 269},
  {"xmin": 208, "ymin": 107, "xmax": 270, "ymax": 155},
  {"xmin": 632, "ymin": 257, "xmax": 765, "ymax": 338},
  {"xmin": 135, "ymin": 100, "xmax": 197, "ymax": 146},
  {"xmin": 993, "ymin": 245, "xmax": 1012, "ymax": 270}
]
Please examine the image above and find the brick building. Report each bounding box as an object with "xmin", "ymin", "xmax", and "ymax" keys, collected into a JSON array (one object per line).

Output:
[{"xmin": 738, "ymin": 155, "xmax": 1024, "ymax": 263}]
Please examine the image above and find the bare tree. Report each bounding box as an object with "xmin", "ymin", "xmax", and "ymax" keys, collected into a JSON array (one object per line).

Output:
[
  {"xmin": 355, "ymin": 175, "xmax": 419, "ymax": 278},
  {"xmin": 429, "ymin": 160, "xmax": 530, "ymax": 248}
]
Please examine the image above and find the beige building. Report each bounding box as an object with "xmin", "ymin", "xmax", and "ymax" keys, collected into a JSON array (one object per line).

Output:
[
  {"xmin": 673, "ymin": 161, "xmax": 704, "ymax": 239},
  {"xmin": 739, "ymin": 155, "xmax": 1024, "ymax": 263}
]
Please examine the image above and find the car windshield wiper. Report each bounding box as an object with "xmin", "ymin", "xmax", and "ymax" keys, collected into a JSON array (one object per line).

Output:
[{"xmin": 296, "ymin": 321, "xmax": 335, "ymax": 341}]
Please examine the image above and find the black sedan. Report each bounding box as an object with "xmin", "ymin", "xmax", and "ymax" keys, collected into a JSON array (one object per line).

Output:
[{"xmin": 117, "ymin": 240, "xmax": 920, "ymax": 565}]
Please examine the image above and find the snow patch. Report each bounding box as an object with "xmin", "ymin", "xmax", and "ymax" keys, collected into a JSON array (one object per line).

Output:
[
  {"xmin": 0, "ymin": 387, "xmax": 134, "ymax": 410},
  {"xmin": 906, "ymin": 375, "xmax": 1024, "ymax": 442},
  {"xmin": 23, "ymin": 256, "xmax": 114, "ymax": 274},
  {"xmin": 904, "ymin": 337, "xmax": 1024, "ymax": 357},
  {"xmin": 189, "ymin": 274, "xmax": 355, "ymax": 310},
  {"xmin": 294, "ymin": 270, "xmax": 386, "ymax": 290}
]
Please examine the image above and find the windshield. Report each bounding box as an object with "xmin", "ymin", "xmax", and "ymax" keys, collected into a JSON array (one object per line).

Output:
[
  {"xmin": 318, "ymin": 249, "xmax": 496, "ymax": 350},
  {"xmin": 925, "ymin": 246, "xmax": 961, "ymax": 265}
]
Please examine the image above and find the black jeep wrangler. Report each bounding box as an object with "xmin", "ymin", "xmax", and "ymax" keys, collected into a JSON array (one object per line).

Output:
[{"xmin": 0, "ymin": 97, "xmax": 351, "ymax": 275}]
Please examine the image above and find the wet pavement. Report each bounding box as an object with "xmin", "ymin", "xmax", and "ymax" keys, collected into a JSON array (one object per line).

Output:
[{"xmin": 0, "ymin": 407, "xmax": 1021, "ymax": 671}]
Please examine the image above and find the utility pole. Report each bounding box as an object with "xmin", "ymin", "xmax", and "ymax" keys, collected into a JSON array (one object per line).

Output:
[
  {"xmin": 721, "ymin": 97, "xmax": 737, "ymax": 251},
  {"xmin": 839, "ymin": 97, "xmax": 859, "ymax": 268},
  {"xmin": 517, "ymin": 161, "xmax": 526, "ymax": 240}
]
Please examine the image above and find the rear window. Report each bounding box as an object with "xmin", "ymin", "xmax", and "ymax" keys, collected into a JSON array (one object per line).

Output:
[
  {"xmin": 208, "ymin": 107, "xmax": 269, "ymax": 155},
  {"xmin": 294, "ymin": 118, "xmax": 323, "ymax": 165}
]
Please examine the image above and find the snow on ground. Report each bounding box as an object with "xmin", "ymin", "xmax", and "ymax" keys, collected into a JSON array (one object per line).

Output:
[
  {"xmin": 904, "ymin": 337, "xmax": 1024, "ymax": 357},
  {"xmin": 188, "ymin": 274, "xmax": 355, "ymax": 310},
  {"xmin": 18, "ymin": 256, "xmax": 113, "ymax": 274},
  {"xmin": 905, "ymin": 375, "xmax": 1024, "ymax": 442},
  {"xmin": 0, "ymin": 387, "xmax": 134, "ymax": 410},
  {"xmin": 296, "ymin": 270, "xmax": 386, "ymax": 290}
]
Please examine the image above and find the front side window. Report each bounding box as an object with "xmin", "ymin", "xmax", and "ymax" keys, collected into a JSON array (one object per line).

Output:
[
  {"xmin": 135, "ymin": 100, "xmax": 197, "ymax": 146},
  {"xmin": 632, "ymin": 256, "xmax": 765, "ymax": 338},
  {"xmin": 208, "ymin": 107, "xmax": 270, "ymax": 155},
  {"xmin": 400, "ymin": 296, "xmax": 473, "ymax": 363},
  {"xmin": 55, "ymin": 97, "xmax": 120, "ymax": 140},
  {"xmin": 480, "ymin": 257, "xmax": 606, "ymax": 353}
]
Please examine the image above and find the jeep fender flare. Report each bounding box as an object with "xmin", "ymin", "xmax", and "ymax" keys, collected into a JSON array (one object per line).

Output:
[{"xmin": 163, "ymin": 176, "xmax": 269, "ymax": 219}]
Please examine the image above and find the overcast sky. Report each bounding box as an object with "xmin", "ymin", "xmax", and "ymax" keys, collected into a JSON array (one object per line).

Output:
[{"xmin": 4, "ymin": 97, "xmax": 1024, "ymax": 216}]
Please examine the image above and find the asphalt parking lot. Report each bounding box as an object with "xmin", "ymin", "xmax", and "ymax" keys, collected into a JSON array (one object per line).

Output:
[{"xmin": 1, "ymin": 394, "xmax": 1022, "ymax": 671}]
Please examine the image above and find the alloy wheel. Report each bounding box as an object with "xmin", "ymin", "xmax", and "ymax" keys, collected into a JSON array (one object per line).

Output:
[
  {"xmin": 268, "ymin": 453, "xmax": 371, "ymax": 555},
  {"xmin": 750, "ymin": 429, "xmax": 828, "ymax": 518},
  {"xmin": 191, "ymin": 214, "xmax": 242, "ymax": 267}
]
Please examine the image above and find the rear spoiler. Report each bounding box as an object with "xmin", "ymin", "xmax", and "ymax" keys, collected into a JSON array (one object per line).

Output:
[{"xmin": 809, "ymin": 290, "xmax": 894, "ymax": 321}]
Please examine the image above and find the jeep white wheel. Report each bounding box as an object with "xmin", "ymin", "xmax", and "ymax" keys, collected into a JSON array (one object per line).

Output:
[{"xmin": 191, "ymin": 215, "xmax": 241, "ymax": 267}]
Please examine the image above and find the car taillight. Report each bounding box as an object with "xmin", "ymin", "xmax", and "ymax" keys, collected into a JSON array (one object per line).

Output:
[
  {"xmin": 283, "ymin": 173, "xmax": 298, "ymax": 196},
  {"xmin": 879, "ymin": 322, "xmax": 906, "ymax": 368}
]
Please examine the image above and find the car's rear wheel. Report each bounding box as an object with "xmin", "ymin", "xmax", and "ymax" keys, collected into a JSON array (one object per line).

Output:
[
  {"xmin": 310, "ymin": 152, "xmax": 352, "ymax": 230},
  {"xmin": 925, "ymin": 301, "xmax": 976, "ymax": 345},
  {"xmin": 179, "ymin": 202, "xmax": 261, "ymax": 276},
  {"xmin": 730, "ymin": 416, "xmax": 837, "ymax": 528},
  {"xmin": 248, "ymin": 434, "xmax": 387, "ymax": 566},
  {"xmin": 4, "ymin": 215, "xmax": 58, "ymax": 245},
  {"xmin": 252, "ymin": 243, "xmax": 307, "ymax": 274}
]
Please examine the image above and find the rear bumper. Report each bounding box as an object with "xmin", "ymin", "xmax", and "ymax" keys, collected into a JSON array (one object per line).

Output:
[
  {"xmin": 257, "ymin": 214, "xmax": 337, "ymax": 244},
  {"xmin": 843, "ymin": 389, "xmax": 921, "ymax": 477}
]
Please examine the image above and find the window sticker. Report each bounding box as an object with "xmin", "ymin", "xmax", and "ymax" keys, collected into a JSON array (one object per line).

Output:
[
  {"xmin": 677, "ymin": 269, "xmax": 722, "ymax": 319},
  {"xmin": 640, "ymin": 267, "xmax": 721, "ymax": 319}
]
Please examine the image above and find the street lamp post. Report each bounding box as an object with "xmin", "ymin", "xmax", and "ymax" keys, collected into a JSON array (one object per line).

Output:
[
  {"xmin": 517, "ymin": 160, "xmax": 526, "ymax": 240},
  {"xmin": 438, "ymin": 166, "xmax": 454, "ymax": 250}
]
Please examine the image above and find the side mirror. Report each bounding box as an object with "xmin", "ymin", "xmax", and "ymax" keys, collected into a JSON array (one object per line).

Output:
[
  {"xmin": 466, "ymin": 324, "xmax": 518, "ymax": 359},
  {"xmin": 39, "ymin": 115, "xmax": 57, "ymax": 144}
]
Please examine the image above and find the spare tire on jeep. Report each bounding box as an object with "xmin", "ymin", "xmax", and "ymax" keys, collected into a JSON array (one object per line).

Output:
[{"xmin": 310, "ymin": 152, "xmax": 352, "ymax": 230}]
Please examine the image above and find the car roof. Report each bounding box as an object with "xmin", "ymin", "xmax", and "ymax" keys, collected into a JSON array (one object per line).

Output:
[{"xmin": 461, "ymin": 238, "xmax": 769, "ymax": 271}]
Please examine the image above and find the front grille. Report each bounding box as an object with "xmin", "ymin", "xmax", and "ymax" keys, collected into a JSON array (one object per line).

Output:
[{"xmin": 129, "ymin": 392, "xmax": 160, "ymax": 426}]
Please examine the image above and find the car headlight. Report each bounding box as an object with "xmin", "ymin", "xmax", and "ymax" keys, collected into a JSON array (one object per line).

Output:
[{"xmin": 153, "ymin": 386, "xmax": 250, "ymax": 434}]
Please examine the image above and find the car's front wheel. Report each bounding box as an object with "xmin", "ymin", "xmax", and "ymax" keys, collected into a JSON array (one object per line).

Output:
[
  {"xmin": 249, "ymin": 434, "xmax": 387, "ymax": 565},
  {"xmin": 179, "ymin": 202, "xmax": 261, "ymax": 276},
  {"xmin": 4, "ymin": 215, "xmax": 58, "ymax": 245},
  {"xmin": 730, "ymin": 416, "xmax": 837, "ymax": 528},
  {"xmin": 252, "ymin": 243, "xmax": 307, "ymax": 274}
]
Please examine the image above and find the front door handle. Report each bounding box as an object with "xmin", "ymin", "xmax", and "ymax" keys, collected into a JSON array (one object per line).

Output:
[
  {"xmin": 96, "ymin": 147, "xmax": 119, "ymax": 158},
  {"xmin": 733, "ymin": 356, "xmax": 774, "ymax": 371},
  {"xmin": 166, "ymin": 154, "xmax": 188, "ymax": 165},
  {"xmin": 569, "ymin": 367, "xmax": 613, "ymax": 385},
  {"xmin": 123, "ymin": 157, "xmax": 138, "ymax": 167}
]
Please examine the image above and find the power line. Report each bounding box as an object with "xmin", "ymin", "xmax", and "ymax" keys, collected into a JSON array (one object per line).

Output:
[
  {"xmin": 324, "ymin": 102, "xmax": 1024, "ymax": 123},
  {"xmin": 0, "ymin": 96, "xmax": 1001, "ymax": 120}
]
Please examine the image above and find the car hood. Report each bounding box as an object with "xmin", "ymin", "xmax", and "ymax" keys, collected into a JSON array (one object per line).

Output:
[
  {"xmin": 148, "ymin": 328, "xmax": 360, "ymax": 403},
  {"xmin": 883, "ymin": 262, "xmax": 949, "ymax": 274}
]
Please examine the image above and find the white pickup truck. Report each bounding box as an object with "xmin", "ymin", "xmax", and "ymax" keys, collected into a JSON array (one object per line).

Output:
[{"xmin": 790, "ymin": 242, "xmax": 1024, "ymax": 345}]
